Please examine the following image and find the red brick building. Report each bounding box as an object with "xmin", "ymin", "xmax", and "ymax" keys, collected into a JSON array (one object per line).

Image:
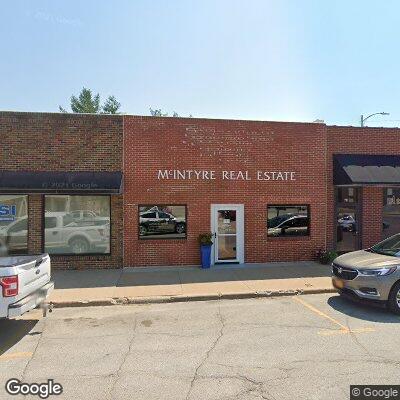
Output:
[
  {"xmin": 1, "ymin": 111, "xmax": 400, "ymax": 268},
  {"xmin": 124, "ymin": 116, "xmax": 400, "ymax": 267}
]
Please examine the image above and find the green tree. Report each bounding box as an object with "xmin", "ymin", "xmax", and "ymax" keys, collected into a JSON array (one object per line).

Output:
[
  {"xmin": 59, "ymin": 87, "xmax": 121, "ymax": 114},
  {"xmin": 102, "ymin": 96, "xmax": 121, "ymax": 114}
]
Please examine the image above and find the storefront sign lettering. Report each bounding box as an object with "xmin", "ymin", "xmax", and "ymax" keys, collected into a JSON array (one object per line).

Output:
[
  {"xmin": 386, "ymin": 196, "xmax": 400, "ymax": 205},
  {"xmin": 157, "ymin": 170, "xmax": 296, "ymax": 181}
]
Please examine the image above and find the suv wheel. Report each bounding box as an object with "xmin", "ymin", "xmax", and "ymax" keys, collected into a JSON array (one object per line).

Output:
[
  {"xmin": 139, "ymin": 225, "xmax": 147, "ymax": 236},
  {"xmin": 388, "ymin": 281, "xmax": 400, "ymax": 315},
  {"xmin": 69, "ymin": 237, "xmax": 90, "ymax": 254},
  {"xmin": 175, "ymin": 223, "xmax": 185, "ymax": 234}
]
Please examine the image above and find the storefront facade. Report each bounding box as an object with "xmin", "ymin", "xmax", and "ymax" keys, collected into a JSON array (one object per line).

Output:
[
  {"xmin": 0, "ymin": 112, "xmax": 123, "ymax": 269},
  {"xmin": 327, "ymin": 126, "xmax": 400, "ymax": 254},
  {"xmin": 124, "ymin": 116, "xmax": 327, "ymax": 266},
  {"xmin": 1, "ymin": 112, "xmax": 400, "ymax": 269},
  {"xmin": 124, "ymin": 117, "xmax": 400, "ymax": 267}
]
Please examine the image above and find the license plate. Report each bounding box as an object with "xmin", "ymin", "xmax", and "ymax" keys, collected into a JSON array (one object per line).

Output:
[{"xmin": 334, "ymin": 279, "xmax": 344, "ymax": 289}]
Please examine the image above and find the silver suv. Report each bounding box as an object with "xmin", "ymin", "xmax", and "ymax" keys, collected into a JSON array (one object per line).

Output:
[{"xmin": 332, "ymin": 233, "xmax": 400, "ymax": 314}]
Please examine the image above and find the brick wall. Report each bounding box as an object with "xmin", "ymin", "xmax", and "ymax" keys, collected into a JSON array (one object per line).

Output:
[
  {"xmin": 327, "ymin": 126, "xmax": 400, "ymax": 249},
  {"xmin": 27, "ymin": 195, "xmax": 42, "ymax": 254},
  {"xmin": 0, "ymin": 112, "xmax": 123, "ymax": 269},
  {"xmin": 124, "ymin": 116, "xmax": 328, "ymax": 267},
  {"xmin": 3, "ymin": 111, "xmax": 400, "ymax": 269}
]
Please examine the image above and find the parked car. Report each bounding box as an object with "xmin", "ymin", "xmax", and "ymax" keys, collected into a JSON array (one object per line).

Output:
[
  {"xmin": 337, "ymin": 214, "xmax": 356, "ymax": 232},
  {"xmin": 267, "ymin": 214, "xmax": 309, "ymax": 236},
  {"xmin": 0, "ymin": 254, "xmax": 53, "ymax": 319},
  {"xmin": 44, "ymin": 212, "xmax": 109, "ymax": 254},
  {"xmin": 332, "ymin": 233, "xmax": 400, "ymax": 314},
  {"xmin": 139, "ymin": 210, "xmax": 186, "ymax": 236}
]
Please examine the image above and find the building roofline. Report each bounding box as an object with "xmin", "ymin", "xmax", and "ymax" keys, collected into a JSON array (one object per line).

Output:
[
  {"xmin": 0, "ymin": 110, "xmax": 325, "ymax": 126},
  {"xmin": 0, "ymin": 110, "xmax": 399, "ymax": 129},
  {"xmin": 0, "ymin": 110, "xmax": 122, "ymax": 118}
]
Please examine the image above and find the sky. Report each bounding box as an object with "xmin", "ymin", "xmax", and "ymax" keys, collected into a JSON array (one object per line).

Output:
[{"xmin": 1, "ymin": 0, "xmax": 399, "ymax": 126}]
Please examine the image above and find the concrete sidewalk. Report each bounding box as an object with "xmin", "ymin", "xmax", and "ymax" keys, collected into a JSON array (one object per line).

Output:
[{"xmin": 49, "ymin": 261, "xmax": 334, "ymax": 307}]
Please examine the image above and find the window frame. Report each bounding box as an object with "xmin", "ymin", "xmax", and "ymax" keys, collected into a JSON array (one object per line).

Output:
[
  {"xmin": 42, "ymin": 194, "xmax": 112, "ymax": 256},
  {"xmin": 382, "ymin": 187, "xmax": 400, "ymax": 241},
  {"xmin": 267, "ymin": 204, "xmax": 311, "ymax": 238},
  {"xmin": 0, "ymin": 194, "xmax": 29, "ymax": 255},
  {"xmin": 138, "ymin": 204, "xmax": 188, "ymax": 240}
]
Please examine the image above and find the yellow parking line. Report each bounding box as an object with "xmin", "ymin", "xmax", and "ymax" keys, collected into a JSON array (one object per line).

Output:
[
  {"xmin": 293, "ymin": 296, "xmax": 375, "ymax": 335},
  {"xmin": 0, "ymin": 352, "xmax": 33, "ymax": 360},
  {"xmin": 318, "ymin": 327, "xmax": 375, "ymax": 336}
]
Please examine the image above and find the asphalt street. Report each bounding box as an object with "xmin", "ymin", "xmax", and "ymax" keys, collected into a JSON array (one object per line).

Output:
[{"xmin": 0, "ymin": 293, "xmax": 400, "ymax": 400}]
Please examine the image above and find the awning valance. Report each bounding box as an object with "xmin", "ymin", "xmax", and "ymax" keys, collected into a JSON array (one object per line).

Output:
[
  {"xmin": 0, "ymin": 171, "xmax": 123, "ymax": 194},
  {"xmin": 333, "ymin": 154, "xmax": 400, "ymax": 186}
]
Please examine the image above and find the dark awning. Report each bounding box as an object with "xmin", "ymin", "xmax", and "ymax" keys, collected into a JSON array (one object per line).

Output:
[
  {"xmin": 333, "ymin": 154, "xmax": 400, "ymax": 186},
  {"xmin": 0, "ymin": 171, "xmax": 123, "ymax": 194}
]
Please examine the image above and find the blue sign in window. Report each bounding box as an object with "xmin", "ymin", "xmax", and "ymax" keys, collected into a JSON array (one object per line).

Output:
[{"xmin": 0, "ymin": 204, "xmax": 17, "ymax": 221}]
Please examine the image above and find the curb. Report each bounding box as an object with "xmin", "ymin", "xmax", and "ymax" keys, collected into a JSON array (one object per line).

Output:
[{"xmin": 51, "ymin": 287, "xmax": 336, "ymax": 309}]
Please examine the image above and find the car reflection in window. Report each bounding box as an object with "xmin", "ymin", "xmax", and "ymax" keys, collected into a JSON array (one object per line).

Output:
[
  {"xmin": 139, "ymin": 206, "xmax": 186, "ymax": 239},
  {"xmin": 337, "ymin": 214, "xmax": 356, "ymax": 232},
  {"xmin": 267, "ymin": 214, "xmax": 309, "ymax": 237},
  {"xmin": 0, "ymin": 217, "xmax": 28, "ymax": 255},
  {"xmin": 44, "ymin": 212, "xmax": 110, "ymax": 255}
]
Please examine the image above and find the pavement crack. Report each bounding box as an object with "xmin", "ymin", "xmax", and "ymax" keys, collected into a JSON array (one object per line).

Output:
[
  {"xmin": 235, "ymin": 374, "xmax": 276, "ymax": 400},
  {"xmin": 194, "ymin": 373, "xmax": 276, "ymax": 400},
  {"xmin": 345, "ymin": 319, "xmax": 400, "ymax": 366},
  {"xmin": 141, "ymin": 331, "xmax": 203, "ymax": 338},
  {"xmin": 20, "ymin": 318, "xmax": 46, "ymax": 382},
  {"xmin": 107, "ymin": 316, "xmax": 137, "ymax": 399},
  {"xmin": 185, "ymin": 306, "xmax": 225, "ymax": 400}
]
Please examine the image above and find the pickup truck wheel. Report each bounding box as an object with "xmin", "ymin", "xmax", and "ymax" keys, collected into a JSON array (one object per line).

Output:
[
  {"xmin": 69, "ymin": 237, "xmax": 90, "ymax": 254},
  {"xmin": 139, "ymin": 225, "xmax": 147, "ymax": 236},
  {"xmin": 175, "ymin": 223, "xmax": 185, "ymax": 234},
  {"xmin": 388, "ymin": 281, "xmax": 400, "ymax": 315}
]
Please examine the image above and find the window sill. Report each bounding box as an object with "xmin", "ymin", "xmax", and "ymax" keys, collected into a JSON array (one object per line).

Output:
[{"xmin": 266, "ymin": 235, "xmax": 311, "ymax": 241}]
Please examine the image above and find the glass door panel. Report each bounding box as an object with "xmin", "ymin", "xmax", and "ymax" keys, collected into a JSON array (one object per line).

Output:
[
  {"xmin": 217, "ymin": 209, "xmax": 237, "ymax": 261},
  {"xmin": 336, "ymin": 207, "xmax": 359, "ymax": 252}
]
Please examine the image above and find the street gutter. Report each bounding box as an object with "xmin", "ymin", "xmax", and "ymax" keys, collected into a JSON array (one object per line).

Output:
[{"xmin": 50, "ymin": 287, "xmax": 337, "ymax": 309}]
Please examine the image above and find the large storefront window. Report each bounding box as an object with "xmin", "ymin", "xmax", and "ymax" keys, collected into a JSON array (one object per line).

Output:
[
  {"xmin": 383, "ymin": 188, "xmax": 400, "ymax": 240},
  {"xmin": 267, "ymin": 205, "xmax": 310, "ymax": 237},
  {"xmin": 0, "ymin": 195, "xmax": 28, "ymax": 255},
  {"xmin": 139, "ymin": 205, "xmax": 187, "ymax": 239},
  {"xmin": 44, "ymin": 195, "xmax": 110, "ymax": 255},
  {"xmin": 335, "ymin": 188, "xmax": 361, "ymax": 252}
]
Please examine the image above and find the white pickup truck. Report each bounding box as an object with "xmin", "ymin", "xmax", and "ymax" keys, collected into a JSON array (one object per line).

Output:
[{"xmin": 0, "ymin": 254, "xmax": 54, "ymax": 319}]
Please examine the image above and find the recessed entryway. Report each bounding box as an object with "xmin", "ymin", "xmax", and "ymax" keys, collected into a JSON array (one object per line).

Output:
[{"xmin": 210, "ymin": 204, "xmax": 244, "ymax": 264}]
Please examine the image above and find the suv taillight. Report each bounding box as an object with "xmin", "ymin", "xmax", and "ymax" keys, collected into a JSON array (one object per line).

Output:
[{"xmin": 0, "ymin": 275, "xmax": 19, "ymax": 297}]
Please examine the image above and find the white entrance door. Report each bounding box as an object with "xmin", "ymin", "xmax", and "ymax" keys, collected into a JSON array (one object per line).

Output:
[{"xmin": 211, "ymin": 204, "xmax": 244, "ymax": 264}]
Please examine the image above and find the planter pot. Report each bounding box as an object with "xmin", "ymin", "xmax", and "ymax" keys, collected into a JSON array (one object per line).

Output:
[{"xmin": 200, "ymin": 244, "xmax": 212, "ymax": 269}]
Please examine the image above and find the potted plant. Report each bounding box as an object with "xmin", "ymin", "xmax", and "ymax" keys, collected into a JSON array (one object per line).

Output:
[
  {"xmin": 316, "ymin": 249, "xmax": 338, "ymax": 265},
  {"xmin": 198, "ymin": 233, "xmax": 213, "ymax": 269}
]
